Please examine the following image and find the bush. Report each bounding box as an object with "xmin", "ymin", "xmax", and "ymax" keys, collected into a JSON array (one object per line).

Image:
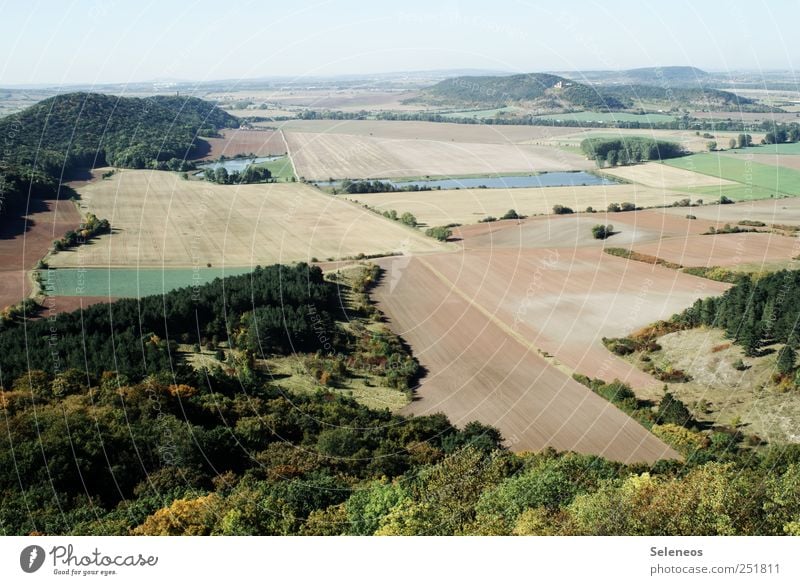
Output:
[
  {"xmin": 425, "ymin": 226, "xmax": 453, "ymax": 242},
  {"xmin": 501, "ymin": 209, "xmax": 522, "ymax": 220},
  {"xmin": 591, "ymin": 224, "xmax": 614, "ymax": 240},
  {"xmin": 552, "ymin": 205, "xmax": 574, "ymax": 215}
]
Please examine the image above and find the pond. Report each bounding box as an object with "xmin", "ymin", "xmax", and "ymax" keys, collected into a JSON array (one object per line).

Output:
[
  {"xmin": 317, "ymin": 171, "xmax": 616, "ymax": 191},
  {"xmin": 196, "ymin": 155, "xmax": 281, "ymax": 175}
]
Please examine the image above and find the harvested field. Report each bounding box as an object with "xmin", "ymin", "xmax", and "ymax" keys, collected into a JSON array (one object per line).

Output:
[
  {"xmin": 285, "ymin": 131, "xmax": 591, "ymax": 180},
  {"xmin": 348, "ymin": 183, "xmax": 692, "ymax": 227},
  {"xmin": 691, "ymin": 110, "xmax": 800, "ymax": 123},
  {"xmin": 730, "ymin": 153, "xmax": 800, "ymax": 171},
  {"xmin": 48, "ymin": 169, "xmax": 445, "ymax": 269},
  {"xmin": 549, "ymin": 128, "xmax": 759, "ymax": 154},
  {"xmin": 414, "ymin": 245, "xmax": 727, "ymax": 390},
  {"xmin": 0, "ymin": 198, "xmax": 81, "ymax": 308},
  {"xmin": 274, "ymin": 119, "xmax": 578, "ymax": 144},
  {"xmin": 198, "ymin": 129, "xmax": 286, "ymax": 160},
  {"xmin": 631, "ymin": 232, "xmax": 800, "ymax": 268},
  {"xmin": 600, "ymin": 162, "xmax": 736, "ymax": 190},
  {"xmin": 372, "ymin": 254, "xmax": 679, "ymax": 463},
  {"xmin": 659, "ymin": 198, "xmax": 800, "ymax": 225}
]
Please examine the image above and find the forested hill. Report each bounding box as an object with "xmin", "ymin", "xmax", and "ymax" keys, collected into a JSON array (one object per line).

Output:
[
  {"xmin": 0, "ymin": 92, "xmax": 238, "ymax": 177},
  {"xmin": 421, "ymin": 73, "xmax": 626, "ymax": 110},
  {"xmin": 422, "ymin": 71, "xmax": 755, "ymax": 111}
]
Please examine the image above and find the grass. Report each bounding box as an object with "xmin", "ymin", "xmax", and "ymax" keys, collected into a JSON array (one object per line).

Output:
[
  {"xmin": 664, "ymin": 152, "xmax": 800, "ymax": 200},
  {"xmin": 40, "ymin": 267, "xmax": 254, "ymax": 297},
  {"xmin": 440, "ymin": 106, "xmax": 519, "ymax": 119},
  {"xmin": 729, "ymin": 142, "xmax": 800, "ymax": 155},
  {"xmin": 252, "ymin": 155, "xmax": 295, "ymax": 181},
  {"xmin": 535, "ymin": 111, "xmax": 677, "ymax": 124}
]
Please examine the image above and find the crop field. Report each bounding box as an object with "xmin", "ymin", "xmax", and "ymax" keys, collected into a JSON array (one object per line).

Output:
[
  {"xmin": 550, "ymin": 128, "xmax": 759, "ymax": 154},
  {"xmin": 731, "ymin": 142, "xmax": 800, "ymax": 155},
  {"xmin": 630, "ymin": 232, "xmax": 800, "ymax": 268},
  {"xmin": 41, "ymin": 266, "xmax": 254, "ymax": 297},
  {"xmin": 285, "ymin": 131, "xmax": 591, "ymax": 180},
  {"xmin": 664, "ymin": 152, "xmax": 800, "ymax": 200},
  {"xmin": 535, "ymin": 111, "xmax": 677, "ymax": 124},
  {"xmin": 735, "ymin": 153, "xmax": 800, "ymax": 171},
  {"xmin": 348, "ymin": 183, "xmax": 693, "ymax": 227},
  {"xmin": 0, "ymin": 198, "xmax": 81, "ymax": 308},
  {"xmin": 690, "ymin": 110, "xmax": 800, "ymax": 123},
  {"xmin": 251, "ymin": 155, "xmax": 295, "ymax": 181},
  {"xmin": 48, "ymin": 169, "xmax": 445, "ymax": 269},
  {"xmin": 659, "ymin": 197, "xmax": 800, "ymax": 225},
  {"xmin": 273, "ymin": 119, "xmax": 578, "ymax": 144},
  {"xmin": 599, "ymin": 162, "xmax": 736, "ymax": 190},
  {"xmin": 198, "ymin": 129, "xmax": 286, "ymax": 160},
  {"xmin": 372, "ymin": 254, "xmax": 679, "ymax": 463}
]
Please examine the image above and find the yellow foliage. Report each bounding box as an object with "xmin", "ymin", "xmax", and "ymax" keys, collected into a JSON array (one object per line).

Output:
[
  {"xmin": 132, "ymin": 493, "xmax": 222, "ymax": 535},
  {"xmin": 168, "ymin": 384, "xmax": 198, "ymax": 399},
  {"xmin": 651, "ymin": 423, "xmax": 707, "ymax": 454}
]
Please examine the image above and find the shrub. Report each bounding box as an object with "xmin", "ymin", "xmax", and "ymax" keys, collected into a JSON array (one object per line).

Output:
[
  {"xmin": 591, "ymin": 224, "xmax": 614, "ymax": 240},
  {"xmin": 552, "ymin": 205, "xmax": 574, "ymax": 215}
]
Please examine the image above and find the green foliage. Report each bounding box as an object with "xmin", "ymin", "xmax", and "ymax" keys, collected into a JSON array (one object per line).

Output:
[
  {"xmin": 656, "ymin": 391, "xmax": 695, "ymax": 428},
  {"xmin": 580, "ymin": 136, "xmax": 686, "ymax": 163},
  {"xmin": 425, "ymin": 226, "xmax": 453, "ymax": 241},
  {"xmin": 552, "ymin": 204, "xmax": 574, "ymax": 215},
  {"xmin": 0, "ymin": 92, "xmax": 237, "ymax": 177},
  {"xmin": 591, "ymin": 224, "xmax": 614, "ymax": 239},
  {"xmin": 500, "ymin": 209, "xmax": 522, "ymax": 220}
]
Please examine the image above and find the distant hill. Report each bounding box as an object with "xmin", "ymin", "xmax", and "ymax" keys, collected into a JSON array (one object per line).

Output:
[
  {"xmin": 421, "ymin": 73, "xmax": 626, "ymax": 111},
  {"xmin": 422, "ymin": 70, "xmax": 759, "ymax": 112},
  {"xmin": 0, "ymin": 92, "xmax": 238, "ymax": 177}
]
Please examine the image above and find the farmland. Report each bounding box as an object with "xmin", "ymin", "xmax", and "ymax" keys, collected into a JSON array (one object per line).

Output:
[
  {"xmin": 599, "ymin": 162, "xmax": 736, "ymax": 190},
  {"xmin": 348, "ymin": 183, "xmax": 693, "ymax": 227},
  {"xmin": 665, "ymin": 152, "xmax": 800, "ymax": 200},
  {"xmin": 199, "ymin": 128, "xmax": 286, "ymax": 159},
  {"xmin": 372, "ymin": 254, "xmax": 679, "ymax": 463},
  {"xmin": 285, "ymin": 131, "xmax": 590, "ymax": 180},
  {"xmin": 50, "ymin": 169, "xmax": 444, "ymax": 269},
  {"xmin": 535, "ymin": 111, "xmax": 677, "ymax": 124}
]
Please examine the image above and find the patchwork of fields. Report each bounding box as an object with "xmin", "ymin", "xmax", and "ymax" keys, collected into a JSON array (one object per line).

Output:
[{"xmin": 50, "ymin": 169, "xmax": 444, "ymax": 269}]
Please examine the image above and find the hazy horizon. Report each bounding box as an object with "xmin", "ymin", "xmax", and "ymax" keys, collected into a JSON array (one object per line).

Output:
[{"xmin": 1, "ymin": 0, "xmax": 798, "ymax": 87}]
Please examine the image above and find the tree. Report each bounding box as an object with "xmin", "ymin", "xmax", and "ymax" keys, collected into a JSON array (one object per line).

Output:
[
  {"xmin": 737, "ymin": 134, "xmax": 752, "ymax": 148},
  {"xmin": 606, "ymin": 150, "xmax": 619, "ymax": 166},
  {"xmin": 399, "ymin": 212, "xmax": 418, "ymax": 227},
  {"xmin": 425, "ymin": 226, "xmax": 452, "ymax": 241},
  {"xmin": 728, "ymin": 138, "xmax": 737, "ymax": 150},
  {"xmin": 552, "ymin": 204, "xmax": 574, "ymax": 215},
  {"xmin": 656, "ymin": 390, "xmax": 694, "ymax": 427},
  {"xmin": 501, "ymin": 209, "xmax": 521, "ymax": 220},
  {"xmin": 591, "ymin": 224, "xmax": 614, "ymax": 240},
  {"xmin": 607, "ymin": 202, "xmax": 621, "ymax": 212},
  {"xmin": 777, "ymin": 345, "xmax": 797, "ymax": 376},
  {"xmin": 707, "ymin": 141, "xmax": 717, "ymax": 152}
]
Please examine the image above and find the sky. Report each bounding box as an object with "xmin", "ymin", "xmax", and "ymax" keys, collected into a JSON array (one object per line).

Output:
[{"xmin": 0, "ymin": 0, "xmax": 798, "ymax": 86}]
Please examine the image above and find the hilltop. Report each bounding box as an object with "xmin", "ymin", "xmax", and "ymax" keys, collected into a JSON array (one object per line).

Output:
[
  {"xmin": 0, "ymin": 92, "xmax": 238, "ymax": 177},
  {"xmin": 420, "ymin": 73, "xmax": 626, "ymax": 111}
]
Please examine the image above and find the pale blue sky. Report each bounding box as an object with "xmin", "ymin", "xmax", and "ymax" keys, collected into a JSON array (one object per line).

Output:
[{"xmin": 0, "ymin": 0, "xmax": 797, "ymax": 86}]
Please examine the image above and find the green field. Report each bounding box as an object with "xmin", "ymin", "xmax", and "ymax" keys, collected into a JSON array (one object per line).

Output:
[
  {"xmin": 40, "ymin": 267, "xmax": 254, "ymax": 297},
  {"xmin": 440, "ymin": 106, "xmax": 520, "ymax": 119},
  {"xmin": 536, "ymin": 111, "xmax": 677, "ymax": 124},
  {"xmin": 252, "ymin": 155, "xmax": 295, "ymax": 181},
  {"xmin": 730, "ymin": 142, "xmax": 800, "ymax": 155},
  {"xmin": 664, "ymin": 152, "xmax": 800, "ymax": 200}
]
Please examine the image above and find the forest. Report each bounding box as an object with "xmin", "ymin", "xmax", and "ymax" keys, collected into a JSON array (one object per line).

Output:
[
  {"xmin": 1, "ymin": 263, "xmax": 800, "ymax": 536},
  {"xmin": 0, "ymin": 92, "xmax": 238, "ymax": 177},
  {"xmin": 580, "ymin": 136, "xmax": 686, "ymax": 166}
]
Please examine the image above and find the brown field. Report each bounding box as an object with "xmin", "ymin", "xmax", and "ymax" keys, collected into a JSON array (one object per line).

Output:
[
  {"xmin": 222, "ymin": 108, "xmax": 297, "ymax": 119},
  {"xmin": 285, "ymin": 131, "xmax": 591, "ymax": 180},
  {"xmin": 599, "ymin": 162, "xmax": 736, "ymax": 190},
  {"xmin": 348, "ymin": 184, "xmax": 693, "ymax": 227},
  {"xmin": 198, "ymin": 129, "xmax": 287, "ymax": 160},
  {"xmin": 0, "ymin": 198, "xmax": 81, "ymax": 308},
  {"xmin": 658, "ymin": 198, "xmax": 800, "ymax": 226},
  {"xmin": 48, "ymin": 169, "xmax": 445, "ymax": 268},
  {"xmin": 372, "ymin": 254, "xmax": 679, "ymax": 463},
  {"xmin": 273, "ymin": 119, "xmax": 578, "ymax": 144},
  {"xmin": 210, "ymin": 89, "xmax": 425, "ymax": 112},
  {"xmin": 631, "ymin": 232, "xmax": 800, "ymax": 268}
]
